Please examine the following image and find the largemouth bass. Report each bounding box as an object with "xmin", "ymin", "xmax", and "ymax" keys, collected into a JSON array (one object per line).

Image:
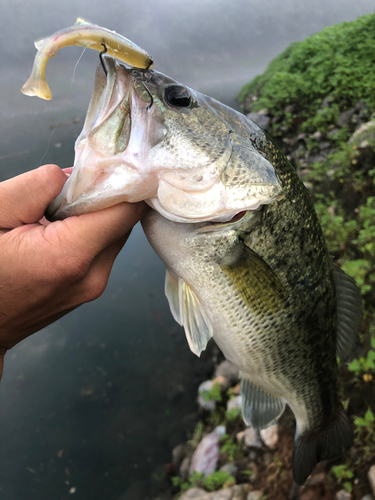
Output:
[
  {"xmin": 21, "ymin": 17, "xmax": 153, "ymax": 100},
  {"xmin": 46, "ymin": 56, "xmax": 362, "ymax": 485}
]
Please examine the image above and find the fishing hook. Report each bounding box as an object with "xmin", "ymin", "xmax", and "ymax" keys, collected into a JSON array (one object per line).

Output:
[
  {"xmin": 99, "ymin": 43, "xmax": 108, "ymax": 76},
  {"xmin": 142, "ymin": 81, "xmax": 153, "ymax": 110}
]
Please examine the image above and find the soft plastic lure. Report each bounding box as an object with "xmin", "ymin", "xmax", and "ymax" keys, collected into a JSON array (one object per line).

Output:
[{"xmin": 21, "ymin": 17, "xmax": 153, "ymax": 100}]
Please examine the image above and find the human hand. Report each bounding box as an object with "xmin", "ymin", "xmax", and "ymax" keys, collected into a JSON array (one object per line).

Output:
[{"xmin": 0, "ymin": 164, "xmax": 147, "ymax": 377}]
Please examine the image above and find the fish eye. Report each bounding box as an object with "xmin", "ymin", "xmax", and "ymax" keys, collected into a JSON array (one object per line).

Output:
[{"xmin": 164, "ymin": 85, "xmax": 191, "ymax": 108}]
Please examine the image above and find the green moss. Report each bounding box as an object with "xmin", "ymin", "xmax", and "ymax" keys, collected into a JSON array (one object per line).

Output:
[{"xmin": 238, "ymin": 13, "xmax": 375, "ymax": 134}]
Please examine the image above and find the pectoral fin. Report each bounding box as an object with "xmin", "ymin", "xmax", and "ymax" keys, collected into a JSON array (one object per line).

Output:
[
  {"xmin": 165, "ymin": 269, "xmax": 182, "ymax": 325},
  {"xmin": 164, "ymin": 270, "xmax": 213, "ymax": 357},
  {"xmin": 240, "ymin": 376, "xmax": 285, "ymax": 430},
  {"xmin": 333, "ymin": 265, "xmax": 362, "ymax": 361}
]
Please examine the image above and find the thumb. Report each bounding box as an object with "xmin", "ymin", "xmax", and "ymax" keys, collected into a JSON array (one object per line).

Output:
[
  {"xmin": 0, "ymin": 165, "xmax": 67, "ymax": 229},
  {"xmin": 47, "ymin": 201, "xmax": 148, "ymax": 261}
]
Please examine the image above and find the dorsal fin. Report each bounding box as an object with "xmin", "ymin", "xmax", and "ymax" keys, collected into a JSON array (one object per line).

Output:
[{"xmin": 333, "ymin": 265, "xmax": 362, "ymax": 361}]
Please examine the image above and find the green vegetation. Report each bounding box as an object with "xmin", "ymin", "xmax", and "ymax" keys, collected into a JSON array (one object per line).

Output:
[
  {"xmin": 199, "ymin": 382, "xmax": 222, "ymax": 403},
  {"xmin": 349, "ymin": 334, "xmax": 375, "ymax": 377},
  {"xmin": 238, "ymin": 13, "xmax": 375, "ymax": 136},
  {"xmin": 219, "ymin": 433, "xmax": 244, "ymax": 462},
  {"xmin": 331, "ymin": 463, "xmax": 354, "ymax": 493},
  {"xmin": 172, "ymin": 470, "xmax": 235, "ymax": 494}
]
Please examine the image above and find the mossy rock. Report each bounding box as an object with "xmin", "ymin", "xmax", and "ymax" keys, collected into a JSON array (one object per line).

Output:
[
  {"xmin": 238, "ymin": 13, "xmax": 375, "ymax": 136},
  {"xmin": 348, "ymin": 121, "xmax": 375, "ymax": 151}
]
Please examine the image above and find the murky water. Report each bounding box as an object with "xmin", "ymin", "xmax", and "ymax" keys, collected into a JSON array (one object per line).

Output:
[{"xmin": 1, "ymin": 1, "xmax": 374, "ymax": 498}]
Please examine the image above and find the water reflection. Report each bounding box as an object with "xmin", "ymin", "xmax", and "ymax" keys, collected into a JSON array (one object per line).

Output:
[{"xmin": 1, "ymin": 1, "xmax": 375, "ymax": 498}]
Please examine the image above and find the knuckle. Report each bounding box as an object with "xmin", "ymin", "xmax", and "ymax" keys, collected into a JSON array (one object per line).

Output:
[
  {"xmin": 37, "ymin": 164, "xmax": 63, "ymax": 182},
  {"xmin": 50, "ymin": 253, "xmax": 92, "ymax": 285},
  {"xmin": 36, "ymin": 164, "xmax": 66, "ymax": 197},
  {"xmin": 81, "ymin": 273, "xmax": 109, "ymax": 302}
]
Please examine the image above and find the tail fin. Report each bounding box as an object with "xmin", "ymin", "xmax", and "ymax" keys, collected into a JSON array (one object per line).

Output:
[
  {"xmin": 293, "ymin": 408, "xmax": 353, "ymax": 485},
  {"xmin": 21, "ymin": 72, "xmax": 52, "ymax": 100}
]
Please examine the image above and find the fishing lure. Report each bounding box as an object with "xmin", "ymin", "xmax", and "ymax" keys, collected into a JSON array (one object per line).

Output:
[{"xmin": 21, "ymin": 17, "xmax": 153, "ymax": 100}]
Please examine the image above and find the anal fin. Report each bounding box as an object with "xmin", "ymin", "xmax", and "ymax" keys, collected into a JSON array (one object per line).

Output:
[
  {"xmin": 293, "ymin": 407, "xmax": 353, "ymax": 485},
  {"xmin": 240, "ymin": 376, "xmax": 285, "ymax": 430}
]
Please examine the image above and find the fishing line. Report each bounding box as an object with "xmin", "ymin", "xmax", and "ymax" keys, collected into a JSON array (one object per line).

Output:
[{"xmin": 39, "ymin": 47, "xmax": 87, "ymax": 167}]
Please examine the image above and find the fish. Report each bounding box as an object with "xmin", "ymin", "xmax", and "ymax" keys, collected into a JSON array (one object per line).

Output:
[
  {"xmin": 21, "ymin": 17, "xmax": 153, "ymax": 100},
  {"xmin": 45, "ymin": 55, "xmax": 362, "ymax": 485}
]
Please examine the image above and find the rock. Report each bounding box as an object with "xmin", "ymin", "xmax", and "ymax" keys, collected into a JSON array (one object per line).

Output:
[
  {"xmin": 246, "ymin": 462, "xmax": 259, "ymax": 484},
  {"xmin": 307, "ymin": 153, "xmax": 326, "ymax": 164},
  {"xmin": 369, "ymin": 464, "xmax": 375, "ymax": 496},
  {"xmin": 198, "ymin": 380, "xmax": 217, "ymax": 411},
  {"xmin": 215, "ymin": 361, "xmax": 239, "ymax": 384},
  {"xmin": 246, "ymin": 112, "xmax": 271, "ymax": 131},
  {"xmin": 243, "ymin": 427, "xmax": 262, "ymax": 448},
  {"xmin": 335, "ymin": 490, "xmax": 352, "ymax": 500},
  {"xmin": 304, "ymin": 472, "xmax": 326, "ymax": 486},
  {"xmin": 179, "ymin": 485, "xmax": 247, "ymax": 500},
  {"xmin": 230, "ymin": 485, "xmax": 248, "ymax": 500},
  {"xmin": 220, "ymin": 462, "xmax": 238, "ymax": 477},
  {"xmin": 190, "ymin": 426, "xmax": 226, "ymax": 476},
  {"xmin": 327, "ymin": 128, "xmax": 340, "ymax": 139},
  {"xmin": 236, "ymin": 431, "xmax": 245, "ymax": 443},
  {"xmin": 360, "ymin": 495, "xmax": 374, "ymax": 500},
  {"xmin": 313, "ymin": 130, "xmax": 323, "ymax": 141},
  {"xmin": 318, "ymin": 141, "xmax": 331, "ymax": 152},
  {"xmin": 212, "ymin": 375, "xmax": 231, "ymax": 392},
  {"xmin": 179, "ymin": 488, "xmax": 210, "ymax": 500},
  {"xmin": 260, "ymin": 424, "xmax": 278, "ymax": 449},
  {"xmin": 247, "ymin": 491, "xmax": 264, "ymax": 500},
  {"xmin": 232, "ymin": 383, "xmax": 240, "ymax": 395},
  {"xmin": 320, "ymin": 95, "xmax": 334, "ymax": 109},
  {"xmin": 172, "ymin": 443, "xmax": 188, "ymax": 469},
  {"xmin": 337, "ymin": 108, "xmax": 355, "ymax": 127},
  {"xmin": 349, "ymin": 120, "xmax": 375, "ymax": 148},
  {"xmin": 211, "ymin": 489, "xmax": 233, "ymax": 500},
  {"xmin": 262, "ymin": 452, "xmax": 273, "ymax": 467},
  {"xmin": 284, "ymin": 105, "xmax": 295, "ymax": 114},
  {"xmin": 180, "ymin": 456, "xmax": 191, "ymax": 479},
  {"xmin": 227, "ymin": 395, "xmax": 242, "ymax": 412},
  {"xmin": 355, "ymin": 100, "xmax": 372, "ymax": 121}
]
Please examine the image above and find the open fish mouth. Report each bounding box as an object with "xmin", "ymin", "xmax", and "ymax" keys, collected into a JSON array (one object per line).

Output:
[
  {"xmin": 46, "ymin": 56, "xmax": 158, "ymax": 220},
  {"xmin": 46, "ymin": 56, "xmax": 283, "ymax": 223}
]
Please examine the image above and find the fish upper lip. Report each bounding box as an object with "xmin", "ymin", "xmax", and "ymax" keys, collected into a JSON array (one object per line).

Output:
[{"xmin": 46, "ymin": 58, "xmax": 133, "ymax": 220}]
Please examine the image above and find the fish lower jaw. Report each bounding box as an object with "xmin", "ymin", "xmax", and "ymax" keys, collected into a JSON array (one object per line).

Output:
[{"xmin": 146, "ymin": 195, "xmax": 266, "ymax": 226}]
